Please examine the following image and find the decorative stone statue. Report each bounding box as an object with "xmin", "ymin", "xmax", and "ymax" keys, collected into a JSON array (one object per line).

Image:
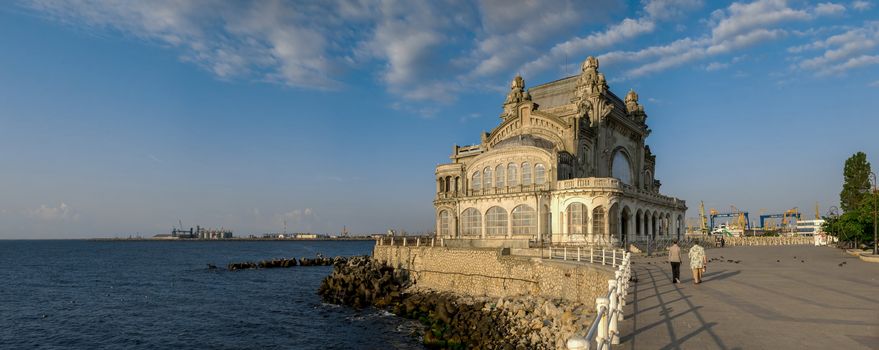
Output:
[{"xmin": 502, "ymin": 74, "xmax": 531, "ymax": 119}]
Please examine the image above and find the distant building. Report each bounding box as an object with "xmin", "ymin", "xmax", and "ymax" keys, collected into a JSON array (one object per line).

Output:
[
  {"xmin": 295, "ymin": 234, "xmax": 319, "ymax": 239},
  {"xmin": 796, "ymin": 219, "xmax": 825, "ymax": 236},
  {"xmin": 433, "ymin": 56, "xmax": 686, "ymax": 248}
]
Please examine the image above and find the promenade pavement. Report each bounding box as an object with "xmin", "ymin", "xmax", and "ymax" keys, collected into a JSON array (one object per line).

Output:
[{"xmin": 619, "ymin": 245, "xmax": 879, "ymax": 349}]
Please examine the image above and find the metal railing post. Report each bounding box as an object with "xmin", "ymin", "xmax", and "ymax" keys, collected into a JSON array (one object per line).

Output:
[
  {"xmin": 431, "ymin": 238, "xmax": 435, "ymax": 247},
  {"xmin": 613, "ymin": 249, "xmax": 617, "ymax": 267},
  {"xmin": 416, "ymin": 238, "xmax": 420, "ymax": 247},
  {"xmin": 564, "ymin": 246, "xmax": 568, "ymax": 261},
  {"xmin": 602, "ymin": 248, "xmax": 606, "ymax": 265},
  {"xmin": 590, "ymin": 247, "xmax": 594, "ymax": 263},
  {"xmin": 577, "ymin": 247, "xmax": 581, "ymax": 262}
]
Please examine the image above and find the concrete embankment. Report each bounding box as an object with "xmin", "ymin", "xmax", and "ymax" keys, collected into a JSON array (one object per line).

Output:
[{"xmin": 320, "ymin": 248, "xmax": 611, "ymax": 349}]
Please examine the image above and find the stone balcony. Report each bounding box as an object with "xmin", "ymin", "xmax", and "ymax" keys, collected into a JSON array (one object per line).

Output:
[{"xmin": 436, "ymin": 177, "xmax": 684, "ymax": 208}]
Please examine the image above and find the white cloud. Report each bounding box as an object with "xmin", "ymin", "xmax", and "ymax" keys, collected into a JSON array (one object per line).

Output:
[
  {"xmin": 710, "ymin": 0, "xmax": 810, "ymax": 42},
  {"xmin": 794, "ymin": 21, "xmax": 879, "ymax": 76},
  {"xmin": 852, "ymin": 1, "xmax": 873, "ymax": 11},
  {"xmin": 29, "ymin": 202, "xmax": 79, "ymax": 221},
  {"xmin": 815, "ymin": 3, "xmax": 847, "ymax": 16},
  {"xmin": 523, "ymin": 18, "xmax": 656, "ymax": 75},
  {"xmin": 643, "ymin": 0, "xmax": 704, "ymax": 20},
  {"xmin": 705, "ymin": 62, "xmax": 730, "ymax": 70}
]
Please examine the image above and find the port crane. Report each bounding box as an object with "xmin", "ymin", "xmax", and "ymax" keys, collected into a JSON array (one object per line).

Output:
[
  {"xmin": 758, "ymin": 208, "xmax": 801, "ymax": 229},
  {"xmin": 709, "ymin": 206, "xmax": 750, "ymax": 231}
]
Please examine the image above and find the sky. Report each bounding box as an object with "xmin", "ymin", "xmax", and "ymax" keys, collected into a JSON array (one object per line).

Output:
[{"xmin": 1, "ymin": 0, "xmax": 878, "ymax": 239}]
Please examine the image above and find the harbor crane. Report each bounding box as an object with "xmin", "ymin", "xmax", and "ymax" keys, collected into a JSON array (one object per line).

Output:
[
  {"xmin": 709, "ymin": 206, "xmax": 750, "ymax": 231},
  {"xmin": 759, "ymin": 208, "xmax": 801, "ymax": 229}
]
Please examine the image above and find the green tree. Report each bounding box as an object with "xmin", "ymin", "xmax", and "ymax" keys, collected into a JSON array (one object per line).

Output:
[{"xmin": 840, "ymin": 152, "xmax": 872, "ymax": 213}]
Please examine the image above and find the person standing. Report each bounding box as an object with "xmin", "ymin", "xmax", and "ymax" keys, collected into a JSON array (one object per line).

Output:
[
  {"xmin": 689, "ymin": 243, "xmax": 707, "ymax": 284},
  {"xmin": 668, "ymin": 240, "xmax": 682, "ymax": 283}
]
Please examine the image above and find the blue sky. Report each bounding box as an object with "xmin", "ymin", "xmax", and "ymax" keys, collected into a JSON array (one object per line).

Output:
[{"xmin": 1, "ymin": 0, "xmax": 877, "ymax": 238}]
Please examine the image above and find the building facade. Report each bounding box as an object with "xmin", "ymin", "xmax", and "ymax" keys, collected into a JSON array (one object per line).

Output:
[{"xmin": 434, "ymin": 56, "xmax": 686, "ymax": 247}]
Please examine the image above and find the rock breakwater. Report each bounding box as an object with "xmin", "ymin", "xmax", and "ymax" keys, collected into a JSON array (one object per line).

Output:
[
  {"xmin": 318, "ymin": 257, "xmax": 594, "ymax": 349},
  {"xmin": 227, "ymin": 254, "xmax": 353, "ymax": 271}
]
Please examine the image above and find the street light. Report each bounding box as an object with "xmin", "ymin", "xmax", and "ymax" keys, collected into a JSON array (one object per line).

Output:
[{"xmin": 869, "ymin": 172, "xmax": 877, "ymax": 255}]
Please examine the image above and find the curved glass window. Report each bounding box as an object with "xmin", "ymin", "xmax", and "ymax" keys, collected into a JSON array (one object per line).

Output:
[
  {"xmin": 495, "ymin": 165, "xmax": 505, "ymax": 188},
  {"xmin": 461, "ymin": 208, "xmax": 481, "ymax": 236},
  {"xmin": 507, "ymin": 163, "xmax": 518, "ymax": 187},
  {"xmin": 485, "ymin": 206, "xmax": 508, "ymax": 236},
  {"xmin": 522, "ymin": 162, "xmax": 532, "ymax": 185},
  {"xmin": 593, "ymin": 206, "xmax": 605, "ymax": 236},
  {"xmin": 612, "ymin": 151, "xmax": 632, "ymax": 185},
  {"xmin": 483, "ymin": 167, "xmax": 492, "ymax": 189},
  {"xmin": 511, "ymin": 205, "xmax": 536, "ymax": 235},
  {"xmin": 438, "ymin": 210, "xmax": 450, "ymax": 237},
  {"xmin": 567, "ymin": 203, "xmax": 587, "ymax": 234},
  {"xmin": 534, "ymin": 163, "xmax": 546, "ymax": 185},
  {"xmin": 472, "ymin": 171, "xmax": 481, "ymax": 191}
]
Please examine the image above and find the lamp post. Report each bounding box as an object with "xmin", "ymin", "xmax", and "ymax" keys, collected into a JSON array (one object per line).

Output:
[{"xmin": 869, "ymin": 172, "xmax": 877, "ymax": 255}]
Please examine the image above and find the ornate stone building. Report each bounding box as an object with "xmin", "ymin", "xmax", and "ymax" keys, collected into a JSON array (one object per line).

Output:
[{"xmin": 434, "ymin": 56, "xmax": 686, "ymax": 248}]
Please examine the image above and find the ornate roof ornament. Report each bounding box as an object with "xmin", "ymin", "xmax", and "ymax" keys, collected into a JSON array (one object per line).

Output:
[
  {"xmin": 625, "ymin": 88, "xmax": 647, "ymax": 125},
  {"xmin": 574, "ymin": 56, "xmax": 612, "ymax": 127},
  {"xmin": 502, "ymin": 74, "xmax": 532, "ymax": 119}
]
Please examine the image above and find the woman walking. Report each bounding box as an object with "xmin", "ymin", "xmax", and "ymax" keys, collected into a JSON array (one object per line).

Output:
[{"xmin": 689, "ymin": 243, "xmax": 707, "ymax": 284}]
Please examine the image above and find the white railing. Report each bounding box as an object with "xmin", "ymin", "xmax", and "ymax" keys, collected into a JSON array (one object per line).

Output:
[
  {"xmin": 566, "ymin": 252, "xmax": 631, "ymax": 350},
  {"xmin": 376, "ymin": 236, "xmax": 445, "ymax": 247},
  {"xmin": 547, "ymin": 246, "xmax": 627, "ymax": 267}
]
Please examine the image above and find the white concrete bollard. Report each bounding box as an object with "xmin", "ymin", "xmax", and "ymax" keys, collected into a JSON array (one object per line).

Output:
[
  {"xmin": 403, "ymin": 238, "xmax": 407, "ymax": 246},
  {"xmin": 564, "ymin": 246, "xmax": 568, "ymax": 260},
  {"xmin": 602, "ymin": 248, "xmax": 606, "ymax": 265},
  {"xmin": 577, "ymin": 247, "xmax": 581, "ymax": 262},
  {"xmin": 431, "ymin": 238, "xmax": 435, "ymax": 247},
  {"xmin": 391, "ymin": 237, "xmax": 395, "ymax": 246},
  {"xmin": 596, "ymin": 297, "xmax": 610, "ymax": 346},
  {"xmin": 590, "ymin": 247, "xmax": 594, "ymax": 264},
  {"xmin": 416, "ymin": 238, "xmax": 420, "ymax": 247},
  {"xmin": 608, "ymin": 279, "xmax": 619, "ymax": 345},
  {"xmin": 566, "ymin": 335, "xmax": 589, "ymax": 350}
]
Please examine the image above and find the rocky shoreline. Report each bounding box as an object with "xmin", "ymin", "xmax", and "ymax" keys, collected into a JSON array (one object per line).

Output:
[{"xmin": 318, "ymin": 256, "xmax": 594, "ymax": 349}]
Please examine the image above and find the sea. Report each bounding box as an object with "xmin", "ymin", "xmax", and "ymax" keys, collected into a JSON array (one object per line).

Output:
[{"xmin": 0, "ymin": 240, "xmax": 425, "ymax": 350}]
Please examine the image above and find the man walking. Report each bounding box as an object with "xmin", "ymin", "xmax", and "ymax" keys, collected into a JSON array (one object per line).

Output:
[{"xmin": 668, "ymin": 240, "xmax": 682, "ymax": 283}]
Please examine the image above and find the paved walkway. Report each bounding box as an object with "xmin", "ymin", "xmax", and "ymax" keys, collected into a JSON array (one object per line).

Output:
[{"xmin": 619, "ymin": 245, "xmax": 879, "ymax": 349}]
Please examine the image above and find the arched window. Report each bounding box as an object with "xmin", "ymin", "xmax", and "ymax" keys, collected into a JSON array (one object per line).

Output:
[
  {"xmin": 483, "ymin": 167, "xmax": 492, "ymax": 189},
  {"xmin": 567, "ymin": 203, "xmax": 588, "ymax": 234},
  {"xmin": 438, "ymin": 210, "xmax": 450, "ymax": 237},
  {"xmin": 461, "ymin": 208, "xmax": 481, "ymax": 236},
  {"xmin": 593, "ymin": 206, "xmax": 605, "ymax": 236},
  {"xmin": 507, "ymin": 163, "xmax": 518, "ymax": 187},
  {"xmin": 612, "ymin": 151, "xmax": 632, "ymax": 185},
  {"xmin": 485, "ymin": 207, "xmax": 508, "ymax": 236},
  {"xmin": 495, "ymin": 165, "xmax": 505, "ymax": 188},
  {"xmin": 522, "ymin": 162, "xmax": 532, "ymax": 185},
  {"xmin": 534, "ymin": 163, "xmax": 546, "ymax": 185},
  {"xmin": 472, "ymin": 171, "xmax": 481, "ymax": 191},
  {"xmin": 511, "ymin": 205, "xmax": 536, "ymax": 235}
]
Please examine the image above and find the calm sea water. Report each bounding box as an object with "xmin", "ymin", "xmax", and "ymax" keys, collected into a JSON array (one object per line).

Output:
[{"xmin": 0, "ymin": 240, "xmax": 424, "ymax": 350}]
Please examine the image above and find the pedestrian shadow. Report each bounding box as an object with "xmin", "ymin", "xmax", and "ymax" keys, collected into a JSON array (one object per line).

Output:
[{"xmin": 700, "ymin": 270, "xmax": 741, "ymax": 283}]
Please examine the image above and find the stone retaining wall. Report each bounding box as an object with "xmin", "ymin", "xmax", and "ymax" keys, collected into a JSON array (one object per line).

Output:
[{"xmin": 373, "ymin": 245, "xmax": 614, "ymax": 306}]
